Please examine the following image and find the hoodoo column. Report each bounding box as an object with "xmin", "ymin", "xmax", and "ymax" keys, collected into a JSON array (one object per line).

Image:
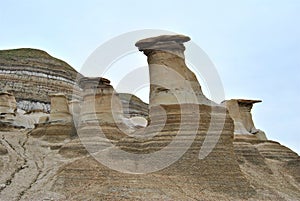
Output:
[
  {"xmin": 135, "ymin": 35, "xmax": 211, "ymax": 109},
  {"xmin": 78, "ymin": 77, "xmax": 124, "ymax": 126},
  {"xmin": 49, "ymin": 93, "xmax": 72, "ymax": 123}
]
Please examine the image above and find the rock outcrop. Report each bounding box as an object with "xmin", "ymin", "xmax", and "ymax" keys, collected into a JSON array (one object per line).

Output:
[
  {"xmin": 136, "ymin": 35, "xmax": 212, "ymax": 107},
  {"xmin": 56, "ymin": 35, "xmax": 256, "ymax": 199},
  {"xmin": 0, "ymin": 91, "xmax": 45, "ymax": 129},
  {"xmin": 0, "ymin": 91, "xmax": 16, "ymax": 114},
  {"xmin": 0, "ymin": 91, "xmax": 17, "ymax": 128},
  {"xmin": 59, "ymin": 77, "xmax": 128, "ymax": 157},
  {"xmin": 0, "ymin": 35, "xmax": 299, "ymax": 201},
  {"xmin": 119, "ymin": 93, "xmax": 148, "ymax": 118},
  {"xmin": 223, "ymin": 99, "xmax": 267, "ymax": 140},
  {"xmin": 48, "ymin": 93, "xmax": 72, "ymax": 123},
  {"xmin": 78, "ymin": 77, "xmax": 124, "ymax": 125},
  {"xmin": 0, "ymin": 48, "xmax": 82, "ymax": 113},
  {"xmin": 30, "ymin": 93, "xmax": 75, "ymax": 145}
]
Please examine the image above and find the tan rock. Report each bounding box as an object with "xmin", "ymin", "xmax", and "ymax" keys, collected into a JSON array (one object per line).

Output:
[
  {"xmin": 118, "ymin": 93, "xmax": 148, "ymax": 118},
  {"xmin": 0, "ymin": 37, "xmax": 299, "ymax": 200},
  {"xmin": 78, "ymin": 77, "xmax": 123, "ymax": 125},
  {"xmin": 222, "ymin": 99, "xmax": 267, "ymax": 140},
  {"xmin": 0, "ymin": 91, "xmax": 17, "ymax": 114},
  {"xmin": 59, "ymin": 77, "xmax": 127, "ymax": 157},
  {"xmin": 0, "ymin": 48, "xmax": 83, "ymax": 104},
  {"xmin": 30, "ymin": 93, "xmax": 75, "ymax": 143},
  {"xmin": 68, "ymin": 99, "xmax": 81, "ymax": 127},
  {"xmin": 0, "ymin": 143, "xmax": 7, "ymax": 155},
  {"xmin": 135, "ymin": 35, "xmax": 213, "ymax": 110},
  {"xmin": 49, "ymin": 93, "xmax": 72, "ymax": 123},
  {"xmin": 93, "ymin": 34, "xmax": 255, "ymax": 197}
]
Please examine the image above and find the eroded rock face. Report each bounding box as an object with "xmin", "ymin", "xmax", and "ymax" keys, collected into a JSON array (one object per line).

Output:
[
  {"xmin": 0, "ymin": 48, "xmax": 82, "ymax": 113},
  {"xmin": 222, "ymin": 99, "xmax": 267, "ymax": 140},
  {"xmin": 136, "ymin": 35, "xmax": 212, "ymax": 109},
  {"xmin": 233, "ymin": 135, "xmax": 300, "ymax": 199},
  {"xmin": 78, "ymin": 77, "xmax": 124, "ymax": 125},
  {"xmin": 30, "ymin": 93, "xmax": 75, "ymax": 144},
  {"xmin": 17, "ymin": 100, "xmax": 50, "ymax": 113},
  {"xmin": 0, "ymin": 92, "xmax": 18, "ymax": 128},
  {"xmin": 59, "ymin": 77, "xmax": 128, "ymax": 157},
  {"xmin": 118, "ymin": 93, "xmax": 148, "ymax": 118},
  {"xmin": 0, "ymin": 92, "xmax": 50, "ymax": 129},
  {"xmin": 0, "ymin": 143, "xmax": 7, "ymax": 155},
  {"xmin": 40, "ymin": 35, "xmax": 257, "ymax": 199},
  {"xmin": 68, "ymin": 100, "xmax": 81, "ymax": 128},
  {"xmin": 0, "ymin": 36, "xmax": 299, "ymax": 201},
  {"xmin": 0, "ymin": 91, "xmax": 16, "ymax": 114},
  {"xmin": 49, "ymin": 93, "xmax": 72, "ymax": 123},
  {"xmin": 58, "ymin": 35, "xmax": 256, "ymax": 198}
]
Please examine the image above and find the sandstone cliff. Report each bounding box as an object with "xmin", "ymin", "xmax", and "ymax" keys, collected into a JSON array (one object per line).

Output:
[
  {"xmin": 0, "ymin": 48, "xmax": 83, "ymax": 112},
  {"xmin": 0, "ymin": 36, "xmax": 299, "ymax": 201}
]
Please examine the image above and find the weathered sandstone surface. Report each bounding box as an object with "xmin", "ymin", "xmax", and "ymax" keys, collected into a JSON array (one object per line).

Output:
[
  {"xmin": 0, "ymin": 91, "xmax": 48, "ymax": 129},
  {"xmin": 118, "ymin": 93, "xmax": 148, "ymax": 118},
  {"xmin": 0, "ymin": 48, "xmax": 82, "ymax": 113},
  {"xmin": 0, "ymin": 36, "xmax": 299, "ymax": 201},
  {"xmin": 30, "ymin": 93, "xmax": 75, "ymax": 147},
  {"xmin": 223, "ymin": 99, "xmax": 267, "ymax": 140}
]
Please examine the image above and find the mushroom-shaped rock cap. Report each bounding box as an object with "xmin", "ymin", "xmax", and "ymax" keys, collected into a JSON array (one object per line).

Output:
[
  {"xmin": 236, "ymin": 99, "xmax": 262, "ymax": 104},
  {"xmin": 135, "ymin": 34, "xmax": 190, "ymax": 53},
  {"xmin": 222, "ymin": 99, "xmax": 262, "ymax": 105}
]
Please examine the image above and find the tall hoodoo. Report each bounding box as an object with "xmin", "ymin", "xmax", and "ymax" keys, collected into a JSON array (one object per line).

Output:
[
  {"xmin": 135, "ymin": 35, "xmax": 211, "ymax": 109},
  {"xmin": 0, "ymin": 36, "xmax": 298, "ymax": 200},
  {"xmin": 114, "ymin": 35, "xmax": 256, "ymax": 197}
]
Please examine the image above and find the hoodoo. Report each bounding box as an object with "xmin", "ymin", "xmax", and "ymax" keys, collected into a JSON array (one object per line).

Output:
[
  {"xmin": 135, "ymin": 35, "xmax": 211, "ymax": 108},
  {"xmin": 0, "ymin": 36, "xmax": 299, "ymax": 201},
  {"xmin": 222, "ymin": 99, "xmax": 267, "ymax": 140}
]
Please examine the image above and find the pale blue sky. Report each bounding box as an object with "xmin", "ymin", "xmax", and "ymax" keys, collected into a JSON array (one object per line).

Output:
[{"xmin": 0, "ymin": 0, "xmax": 299, "ymax": 154}]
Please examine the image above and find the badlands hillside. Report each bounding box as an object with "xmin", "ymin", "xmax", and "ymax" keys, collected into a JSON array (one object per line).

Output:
[{"xmin": 0, "ymin": 35, "xmax": 299, "ymax": 201}]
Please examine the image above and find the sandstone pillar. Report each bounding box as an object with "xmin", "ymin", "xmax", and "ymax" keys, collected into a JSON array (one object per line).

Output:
[
  {"xmin": 79, "ymin": 77, "xmax": 123, "ymax": 125},
  {"xmin": 31, "ymin": 93, "xmax": 75, "ymax": 143},
  {"xmin": 132, "ymin": 35, "xmax": 255, "ymax": 196},
  {"xmin": 59, "ymin": 77, "xmax": 125, "ymax": 156},
  {"xmin": 135, "ymin": 35, "xmax": 211, "ymax": 109},
  {"xmin": 0, "ymin": 91, "xmax": 17, "ymax": 114},
  {"xmin": 222, "ymin": 99, "xmax": 267, "ymax": 140},
  {"xmin": 0, "ymin": 91, "xmax": 17, "ymax": 127},
  {"xmin": 49, "ymin": 93, "xmax": 72, "ymax": 123}
]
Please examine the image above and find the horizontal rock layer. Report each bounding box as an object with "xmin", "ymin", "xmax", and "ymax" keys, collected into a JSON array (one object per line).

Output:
[{"xmin": 0, "ymin": 48, "xmax": 82, "ymax": 105}]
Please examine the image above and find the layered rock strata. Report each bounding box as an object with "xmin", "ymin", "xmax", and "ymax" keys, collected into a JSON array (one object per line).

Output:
[
  {"xmin": 56, "ymin": 35, "xmax": 256, "ymax": 199},
  {"xmin": 0, "ymin": 91, "xmax": 49, "ymax": 129},
  {"xmin": 59, "ymin": 77, "xmax": 128, "ymax": 157},
  {"xmin": 0, "ymin": 92, "xmax": 16, "ymax": 127},
  {"xmin": 0, "ymin": 48, "xmax": 82, "ymax": 113},
  {"xmin": 30, "ymin": 93, "xmax": 75, "ymax": 144},
  {"xmin": 118, "ymin": 93, "xmax": 148, "ymax": 118},
  {"xmin": 78, "ymin": 77, "xmax": 124, "ymax": 126},
  {"xmin": 0, "ymin": 36, "xmax": 299, "ymax": 200},
  {"xmin": 233, "ymin": 136, "xmax": 300, "ymax": 199}
]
